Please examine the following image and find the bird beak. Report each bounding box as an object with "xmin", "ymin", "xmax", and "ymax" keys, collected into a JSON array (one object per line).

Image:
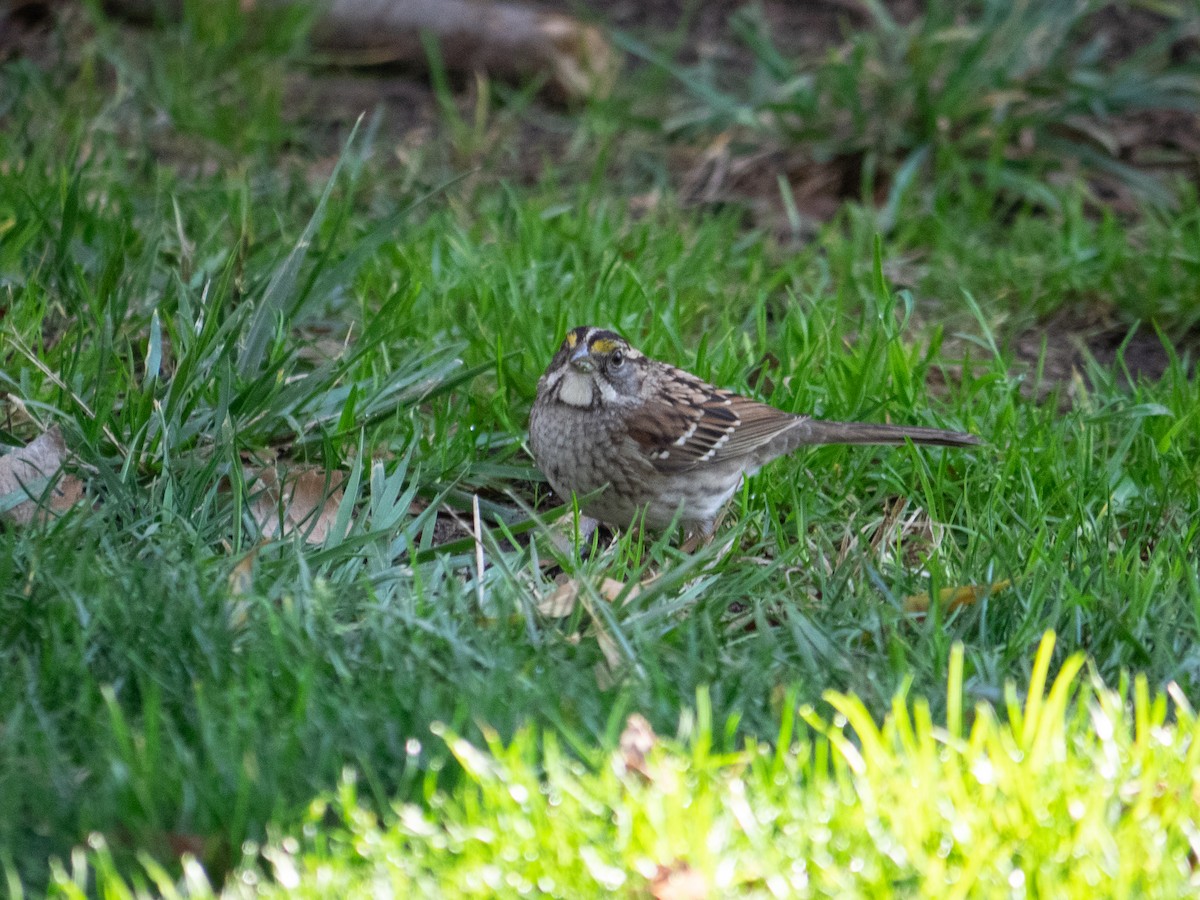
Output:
[{"xmin": 569, "ymin": 343, "xmax": 594, "ymax": 373}]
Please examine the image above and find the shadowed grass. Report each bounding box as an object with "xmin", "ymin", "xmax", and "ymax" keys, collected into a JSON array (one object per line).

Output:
[{"xmin": 632, "ymin": 0, "xmax": 1200, "ymax": 209}]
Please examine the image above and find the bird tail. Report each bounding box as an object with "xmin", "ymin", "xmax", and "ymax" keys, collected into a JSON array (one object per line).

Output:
[{"xmin": 786, "ymin": 418, "xmax": 981, "ymax": 450}]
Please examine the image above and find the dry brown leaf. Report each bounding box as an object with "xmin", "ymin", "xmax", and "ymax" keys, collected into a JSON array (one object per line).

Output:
[
  {"xmin": 226, "ymin": 547, "xmax": 259, "ymax": 630},
  {"xmin": 904, "ymin": 579, "xmax": 1012, "ymax": 614},
  {"xmin": 227, "ymin": 549, "xmax": 257, "ymax": 597},
  {"xmin": 598, "ymin": 576, "xmax": 637, "ymax": 603},
  {"xmin": 592, "ymin": 658, "xmax": 618, "ymax": 692},
  {"xmin": 537, "ymin": 575, "xmax": 580, "ymax": 618},
  {"xmin": 540, "ymin": 574, "xmax": 661, "ymax": 687},
  {"xmin": 0, "ymin": 426, "xmax": 85, "ymax": 525},
  {"xmin": 616, "ymin": 713, "xmax": 657, "ymax": 779},
  {"xmin": 581, "ymin": 589, "xmax": 624, "ymax": 690},
  {"xmin": 539, "ymin": 574, "xmax": 646, "ymax": 618},
  {"xmin": 650, "ymin": 861, "xmax": 708, "ymax": 900},
  {"xmin": 247, "ymin": 465, "xmax": 345, "ymax": 545},
  {"xmin": 590, "ymin": 617, "xmax": 623, "ymax": 673}
]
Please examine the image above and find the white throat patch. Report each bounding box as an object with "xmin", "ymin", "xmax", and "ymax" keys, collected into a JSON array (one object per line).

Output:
[{"xmin": 556, "ymin": 370, "xmax": 595, "ymax": 407}]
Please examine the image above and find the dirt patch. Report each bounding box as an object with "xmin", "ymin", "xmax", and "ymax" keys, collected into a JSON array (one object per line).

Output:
[
  {"xmin": 1082, "ymin": 321, "xmax": 1198, "ymax": 382},
  {"xmin": 0, "ymin": 0, "xmax": 61, "ymax": 65},
  {"xmin": 286, "ymin": 71, "xmax": 437, "ymax": 139},
  {"xmin": 1012, "ymin": 309, "xmax": 1198, "ymax": 405}
]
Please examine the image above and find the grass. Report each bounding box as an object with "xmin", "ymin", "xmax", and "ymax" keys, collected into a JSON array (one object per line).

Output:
[
  {"xmin": 639, "ymin": 0, "xmax": 1200, "ymax": 209},
  {"xmin": 39, "ymin": 639, "xmax": 1200, "ymax": 897},
  {"xmin": 2, "ymin": 0, "xmax": 1199, "ymax": 894}
]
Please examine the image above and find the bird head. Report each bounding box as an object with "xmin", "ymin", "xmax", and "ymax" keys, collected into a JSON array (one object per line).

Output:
[{"xmin": 540, "ymin": 326, "xmax": 642, "ymax": 407}]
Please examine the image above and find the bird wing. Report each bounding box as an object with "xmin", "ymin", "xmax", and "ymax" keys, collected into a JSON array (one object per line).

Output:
[{"xmin": 624, "ymin": 373, "xmax": 799, "ymax": 474}]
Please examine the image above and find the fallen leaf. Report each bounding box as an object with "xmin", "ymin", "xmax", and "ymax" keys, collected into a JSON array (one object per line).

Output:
[
  {"xmin": 537, "ymin": 575, "xmax": 579, "ymax": 617},
  {"xmin": 598, "ymin": 576, "xmax": 638, "ymax": 603},
  {"xmin": 590, "ymin": 618, "xmax": 623, "ymax": 676},
  {"xmin": 616, "ymin": 713, "xmax": 657, "ymax": 779},
  {"xmin": 904, "ymin": 579, "xmax": 1012, "ymax": 614},
  {"xmin": 226, "ymin": 547, "xmax": 259, "ymax": 630},
  {"xmin": 539, "ymin": 574, "xmax": 656, "ymax": 687},
  {"xmin": 537, "ymin": 574, "xmax": 642, "ymax": 618},
  {"xmin": 0, "ymin": 426, "xmax": 85, "ymax": 525},
  {"xmin": 229, "ymin": 546, "xmax": 259, "ymax": 594},
  {"xmin": 247, "ymin": 465, "xmax": 345, "ymax": 545},
  {"xmin": 580, "ymin": 589, "xmax": 625, "ymax": 690},
  {"xmin": 650, "ymin": 861, "xmax": 708, "ymax": 900}
]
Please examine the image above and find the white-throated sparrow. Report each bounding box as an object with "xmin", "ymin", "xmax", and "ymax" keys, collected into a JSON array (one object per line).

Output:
[{"xmin": 529, "ymin": 326, "xmax": 980, "ymax": 541}]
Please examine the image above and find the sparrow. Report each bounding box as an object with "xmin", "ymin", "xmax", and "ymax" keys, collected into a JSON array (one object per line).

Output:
[{"xmin": 529, "ymin": 326, "xmax": 979, "ymax": 541}]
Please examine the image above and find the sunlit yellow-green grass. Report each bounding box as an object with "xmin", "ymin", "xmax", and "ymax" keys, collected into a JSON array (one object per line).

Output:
[{"xmin": 43, "ymin": 637, "xmax": 1200, "ymax": 898}]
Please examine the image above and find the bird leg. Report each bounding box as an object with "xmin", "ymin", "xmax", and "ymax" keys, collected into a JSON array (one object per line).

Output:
[{"xmin": 679, "ymin": 513, "xmax": 723, "ymax": 554}]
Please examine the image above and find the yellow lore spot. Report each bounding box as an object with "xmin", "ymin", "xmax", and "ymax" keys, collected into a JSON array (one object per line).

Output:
[{"xmin": 565, "ymin": 332, "xmax": 579, "ymax": 348}]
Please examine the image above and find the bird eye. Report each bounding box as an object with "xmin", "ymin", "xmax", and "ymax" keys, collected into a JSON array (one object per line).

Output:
[{"xmin": 609, "ymin": 350, "xmax": 625, "ymax": 369}]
